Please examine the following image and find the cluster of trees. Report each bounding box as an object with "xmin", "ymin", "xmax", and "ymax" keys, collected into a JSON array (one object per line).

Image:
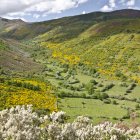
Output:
[
  {"xmin": 91, "ymin": 92, "xmax": 109, "ymax": 100},
  {"xmin": 7, "ymin": 81, "xmax": 41, "ymax": 91},
  {"xmin": 79, "ymin": 66, "xmax": 98, "ymax": 77},
  {"xmin": 57, "ymin": 91, "xmax": 86, "ymax": 98},
  {"xmin": 57, "ymin": 78, "xmax": 112, "ymax": 103},
  {"xmin": 101, "ymin": 83, "xmax": 114, "ymax": 92},
  {"xmin": 115, "ymin": 71, "xmax": 127, "ymax": 81},
  {"xmin": 126, "ymin": 83, "xmax": 137, "ymax": 93},
  {"xmin": 57, "ymin": 90, "xmax": 110, "ymax": 102},
  {"xmin": 110, "ymin": 95, "xmax": 140, "ymax": 103}
]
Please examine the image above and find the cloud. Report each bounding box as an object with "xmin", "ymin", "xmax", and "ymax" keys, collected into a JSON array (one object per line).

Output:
[
  {"xmin": 0, "ymin": 0, "xmax": 42, "ymax": 16},
  {"xmin": 33, "ymin": 14, "xmax": 40, "ymax": 19},
  {"xmin": 28, "ymin": 0, "xmax": 76, "ymax": 13},
  {"xmin": 126, "ymin": 0, "xmax": 136, "ymax": 6},
  {"xmin": 101, "ymin": 0, "xmax": 116, "ymax": 12},
  {"xmin": 109, "ymin": 0, "xmax": 116, "ymax": 8},
  {"xmin": 119, "ymin": 0, "xmax": 136, "ymax": 6},
  {"xmin": 7, "ymin": 12, "xmax": 31, "ymax": 17},
  {"xmin": 101, "ymin": 0, "xmax": 137, "ymax": 12},
  {"xmin": 82, "ymin": 11, "xmax": 86, "ymax": 14},
  {"xmin": 119, "ymin": 0, "xmax": 126, "ymax": 4},
  {"xmin": 101, "ymin": 5, "xmax": 113, "ymax": 12},
  {"xmin": 0, "ymin": 0, "xmax": 88, "ymax": 18},
  {"xmin": 2, "ymin": 15, "xmax": 28, "ymax": 22}
]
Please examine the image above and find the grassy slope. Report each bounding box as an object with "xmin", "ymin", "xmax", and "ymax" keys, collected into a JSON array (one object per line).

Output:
[
  {"xmin": 10, "ymin": 10, "xmax": 137, "ymax": 81},
  {"xmin": 0, "ymin": 39, "xmax": 57, "ymax": 112},
  {"xmin": 36, "ymin": 18, "xmax": 140, "ymax": 81},
  {"xmin": 0, "ymin": 76, "xmax": 57, "ymax": 111},
  {"xmin": 0, "ymin": 38, "xmax": 42, "ymax": 73}
]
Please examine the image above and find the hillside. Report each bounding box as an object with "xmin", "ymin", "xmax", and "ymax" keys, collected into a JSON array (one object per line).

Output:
[
  {"xmin": 0, "ymin": 38, "xmax": 41, "ymax": 73},
  {"xmin": 0, "ymin": 9, "xmax": 140, "ymax": 40},
  {"xmin": 29, "ymin": 9, "xmax": 140, "ymax": 81},
  {"xmin": 40, "ymin": 18, "xmax": 140, "ymax": 79},
  {"xmin": 1, "ymin": 10, "xmax": 139, "ymax": 79}
]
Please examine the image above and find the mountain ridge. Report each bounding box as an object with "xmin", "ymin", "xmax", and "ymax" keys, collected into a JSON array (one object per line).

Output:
[
  {"xmin": 0, "ymin": 9, "xmax": 140, "ymax": 40},
  {"xmin": 1, "ymin": 9, "xmax": 140, "ymax": 23}
]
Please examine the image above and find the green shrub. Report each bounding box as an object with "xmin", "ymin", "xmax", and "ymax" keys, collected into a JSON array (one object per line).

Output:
[
  {"xmin": 112, "ymin": 100, "xmax": 117, "ymax": 105},
  {"xmin": 101, "ymin": 83, "xmax": 114, "ymax": 92},
  {"xmin": 103, "ymin": 99, "xmax": 111, "ymax": 104},
  {"xmin": 135, "ymin": 104, "xmax": 140, "ymax": 109},
  {"xmin": 90, "ymin": 79, "xmax": 98, "ymax": 85}
]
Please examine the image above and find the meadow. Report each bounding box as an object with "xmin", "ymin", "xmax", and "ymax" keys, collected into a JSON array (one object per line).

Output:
[{"xmin": 26, "ymin": 44, "xmax": 140, "ymax": 124}]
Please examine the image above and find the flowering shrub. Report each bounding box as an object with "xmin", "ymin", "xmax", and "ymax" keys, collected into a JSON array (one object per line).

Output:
[
  {"xmin": 0, "ymin": 105, "xmax": 140, "ymax": 140},
  {"xmin": 50, "ymin": 111, "xmax": 66, "ymax": 123},
  {"xmin": 0, "ymin": 78, "xmax": 57, "ymax": 111},
  {"xmin": 0, "ymin": 105, "xmax": 47, "ymax": 140}
]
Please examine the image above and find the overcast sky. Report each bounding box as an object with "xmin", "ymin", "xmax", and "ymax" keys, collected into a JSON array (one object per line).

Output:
[{"xmin": 1, "ymin": 0, "xmax": 140, "ymax": 22}]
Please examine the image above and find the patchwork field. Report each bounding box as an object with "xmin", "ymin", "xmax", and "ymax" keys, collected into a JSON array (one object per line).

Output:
[{"xmin": 25, "ymin": 46, "xmax": 140, "ymax": 124}]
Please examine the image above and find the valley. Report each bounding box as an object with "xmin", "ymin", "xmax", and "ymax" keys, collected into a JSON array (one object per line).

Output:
[
  {"xmin": 0, "ymin": 9, "xmax": 140, "ymax": 125},
  {"xmin": 28, "ymin": 45, "xmax": 140, "ymax": 124}
]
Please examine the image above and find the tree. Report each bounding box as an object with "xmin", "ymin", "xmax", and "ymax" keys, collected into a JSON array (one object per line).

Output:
[
  {"xmin": 81, "ymin": 101, "xmax": 86, "ymax": 108},
  {"xmin": 86, "ymin": 83, "xmax": 95, "ymax": 95},
  {"xmin": 100, "ymin": 93, "xmax": 109, "ymax": 100},
  {"xmin": 112, "ymin": 100, "xmax": 117, "ymax": 105},
  {"xmin": 135, "ymin": 104, "xmax": 140, "ymax": 110},
  {"xmin": 90, "ymin": 79, "xmax": 98, "ymax": 85}
]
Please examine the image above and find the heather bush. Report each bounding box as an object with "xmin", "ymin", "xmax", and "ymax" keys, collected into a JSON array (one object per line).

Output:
[{"xmin": 0, "ymin": 105, "xmax": 140, "ymax": 140}]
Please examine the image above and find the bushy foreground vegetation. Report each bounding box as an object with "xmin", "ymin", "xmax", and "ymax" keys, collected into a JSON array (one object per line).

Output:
[
  {"xmin": 0, "ymin": 105, "xmax": 140, "ymax": 140},
  {"xmin": 0, "ymin": 76, "xmax": 57, "ymax": 111}
]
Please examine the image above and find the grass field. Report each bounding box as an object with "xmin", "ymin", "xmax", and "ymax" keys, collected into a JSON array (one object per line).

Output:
[
  {"xmin": 59, "ymin": 98, "xmax": 126, "ymax": 123},
  {"xmin": 27, "ymin": 51, "xmax": 140, "ymax": 123}
]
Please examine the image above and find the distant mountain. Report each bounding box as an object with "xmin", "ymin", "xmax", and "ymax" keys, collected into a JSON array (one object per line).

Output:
[{"xmin": 0, "ymin": 9, "xmax": 140, "ymax": 40}]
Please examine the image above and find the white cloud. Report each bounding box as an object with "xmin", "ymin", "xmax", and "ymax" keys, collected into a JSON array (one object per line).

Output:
[
  {"xmin": 2, "ymin": 15, "xmax": 28, "ymax": 22},
  {"xmin": 0, "ymin": 0, "xmax": 88, "ymax": 19},
  {"xmin": 0, "ymin": 0, "xmax": 42, "ymax": 16},
  {"xmin": 82, "ymin": 11, "xmax": 86, "ymax": 14},
  {"xmin": 119, "ymin": 0, "xmax": 126, "ymax": 4},
  {"xmin": 119, "ymin": 0, "xmax": 136, "ymax": 8},
  {"xmin": 28, "ymin": 0, "xmax": 76, "ymax": 13},
  {"xmin": 101, "ymin": 0, "xmax": 137, "ymax": 12},
  {"xmin": 101, "ymin": 0, "xmax": 116, "ymax": 12},
  {"xmin": 7, "ymin": 12, "xmax": 31, "ymax": 17},
  {"xmin": 101, "ymin": 5, "xmax": 113, "ymax": 12},
  {"xmin": 126, "ymin": 0, "xmax": 135, "ymax": 6},
  {"xmin": 78, "ymin": 0, "xmax": 88, "ymax": 3},
  {"xmin": 109, "ymin": 0, "xmax": 116, "ymax": 8}
]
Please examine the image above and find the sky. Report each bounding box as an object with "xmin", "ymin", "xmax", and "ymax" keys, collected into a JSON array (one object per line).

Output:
[{"xmin": 0, "ymin": 0, "xmax": 140, "ymax": 22}]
